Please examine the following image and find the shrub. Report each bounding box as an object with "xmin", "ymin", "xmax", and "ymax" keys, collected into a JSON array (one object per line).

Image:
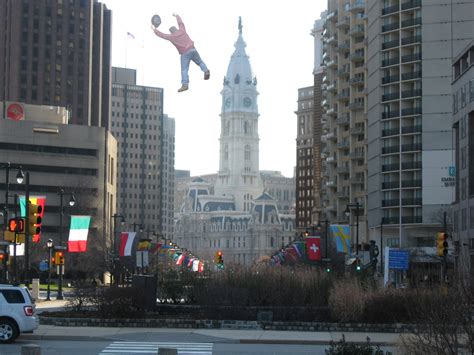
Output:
[
  {"xmin": 325, "ymin": 335, "xmax": 387, "ymax": 355},
  {"xmin": 363, "ymin": 288, "xmax": 413, "ymax": 324},
  {"xmin": 328, "ymin": 278, "xmax": 367, "ymax": 322}
]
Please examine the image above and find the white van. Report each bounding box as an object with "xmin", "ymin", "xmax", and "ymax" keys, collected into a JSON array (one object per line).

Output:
[{"xmin": 0, "ymin": 284, "xmax": 39, "ymax": 343}]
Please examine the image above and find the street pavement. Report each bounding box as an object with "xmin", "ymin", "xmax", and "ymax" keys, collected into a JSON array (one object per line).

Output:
[{"xmin": 30, "ymin": 297, "xmax": 405, "ymax": 347}]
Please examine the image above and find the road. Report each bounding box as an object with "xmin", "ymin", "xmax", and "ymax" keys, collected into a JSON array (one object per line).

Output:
[{"xmin": 1, "ymin": 339, "xmax": 399, "ymax": 354}]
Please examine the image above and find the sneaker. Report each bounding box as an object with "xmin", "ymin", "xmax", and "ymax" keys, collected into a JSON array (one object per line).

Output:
[
  {"xmin": 178, "ymin": 84, "xmax": 188, "ymax": 92},
  {"xmin": 204, "ymin": 70, "xmax": 210, "ymax": 80}
]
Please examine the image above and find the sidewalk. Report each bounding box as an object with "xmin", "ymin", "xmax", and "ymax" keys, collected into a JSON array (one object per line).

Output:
[
  {"xmin": 25, "ymin": 324, "xmax": 404, "ymax": 345},
  {"xmin": 31, "ymin": 298, "xmax": 404, "ymax": 345}
]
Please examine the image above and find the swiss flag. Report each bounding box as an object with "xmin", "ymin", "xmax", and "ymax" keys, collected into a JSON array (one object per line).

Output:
[{"xmin": 306, "ymin": 237, "xmax": 321, "ymax": 261}]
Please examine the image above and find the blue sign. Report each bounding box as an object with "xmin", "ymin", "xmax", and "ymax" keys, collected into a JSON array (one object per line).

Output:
[
  {"xmin": 39, "ymin": 261, "xmax": 49, "ymax": 272},
  {"xmin": 388, "ymin": 249, "xmax": 409, "ymax": 270}
]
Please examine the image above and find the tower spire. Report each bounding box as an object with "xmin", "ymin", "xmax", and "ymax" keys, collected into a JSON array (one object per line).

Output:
[{"xmin": 238, "ymin": 16, "xmax": 242, "ymax": 35}]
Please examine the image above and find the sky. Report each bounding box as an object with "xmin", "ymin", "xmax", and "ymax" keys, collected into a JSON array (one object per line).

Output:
[{"xmin": 101, "ymin": 0, "xmax": 327, "ymax": 178}]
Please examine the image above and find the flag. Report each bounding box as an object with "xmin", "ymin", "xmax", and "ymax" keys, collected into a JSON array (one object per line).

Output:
[
  {"xmin": 192, "ymin": 259, "xmax": 200, "ymax": 272},
  {"xmin": 68, "ymin": 216, "xmax": 91, "ymax": 252},
  {"xmin": 127, "ymin": 31, "xmax": 135, "ymax": 39},
  {"xmin": 150, "ymin": 242, "xmax": 162, "ymax": 253},
  {"xmin": 137, "ymin": 240, "xmax": 151, "ymax": 251},
  {"xmin": 293, "ymin": 242, "xmax": 304, "ymax": 257},
  {"xmin": 176, "ymin": 254, "xmax": 185, "ymax": 265},
  {"xmin": 306, "ymin": 237, "xmax": 321, "ymax": 261},
  {"xmin": 330, "ymin": 224, "xmax": 351, "ymax": 254},
  {"xmin": 119, "ymin": 232, "xmax": 136, "ymax": 256}
]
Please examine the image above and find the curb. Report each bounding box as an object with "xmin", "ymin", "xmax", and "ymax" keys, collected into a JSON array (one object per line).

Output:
[{"xmin": 22, "ymin": 334, "xmax": 111, "ymax": 342}]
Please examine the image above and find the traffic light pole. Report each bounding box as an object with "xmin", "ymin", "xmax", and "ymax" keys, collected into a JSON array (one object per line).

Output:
[
  {"xmin": 57, "ymin": 190, "xmax": 64, "ymax": 300},
  {"xmin": 442, "ymin": 211, "xmax": 447, "ymax": 285},
  {"xmin": 12, "ymin": 194, "xmax": 18, "ymax": 283},
  {"xmin": 2, "ymin": 163, "xmax": 10, "ymax": 283},
  {"xmin": 24, "ymin": 172, "xmax": 30, "ymax": 289}
]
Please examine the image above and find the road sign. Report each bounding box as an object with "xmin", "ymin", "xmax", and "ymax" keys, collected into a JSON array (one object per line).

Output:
[{"xmin": 388, "ymin": 249, "xmax": 409, "ymax": 270}]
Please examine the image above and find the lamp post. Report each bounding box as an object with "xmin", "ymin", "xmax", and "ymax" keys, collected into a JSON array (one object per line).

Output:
[
  {"xmin": 132, "ymin": 223, "xmax": 144, "ymax": 233},
  {"xmin": 111, "ymin": 214, "xmax": 125, "ymax": 285},
  {"xmin": 57, "ymin": 189, "xmax": 76, "ymax": 300},
  {"xmin": 345, "ymin": 202, "xmax": 362, "ymax": 256},
  {"xmin": 46, "ymin": 239, "xmax": 54, "ymax": 301},
  {"xmin": 1, "ymin": 163, "xmax": 24, "ymax": 283}
]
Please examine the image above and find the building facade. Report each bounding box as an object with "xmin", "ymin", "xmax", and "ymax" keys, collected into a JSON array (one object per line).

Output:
[
  {"xmin": 110, "ymin": 67, "xmax": 166, "ymax": 238},
  {"xmin": 367, "ymin": 0, "xmax": 473, "ymax": 252},
  {"xmin": 321, "ymin": 0, "xmax": 368, "ymax": 246},
  {"xmin": 452, "ymin": 42, "xmax": 474, "ymax": 284},
  {"xmin": 0, "ymin": 0, "xmax": 112, "ymax": 128},
  {"xmin": 162, "ymin": 114, "xmax": 175, "ymax": 241},
  {"xmin": 174, "ymin": 19, "xmax": 295, "ymax": 266},
  {"xmin": 0, "ymin": 102, "xmax": 117, "ymax": 256}
]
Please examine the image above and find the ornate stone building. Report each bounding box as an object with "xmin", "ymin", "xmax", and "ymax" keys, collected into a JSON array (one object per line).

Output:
[{"xmin": 174, "ymin": 19, "xmax": 295, "ymax": 266}]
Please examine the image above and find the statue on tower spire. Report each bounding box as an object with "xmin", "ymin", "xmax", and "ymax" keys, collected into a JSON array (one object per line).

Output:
[{"xmin": 238, "ymin": 16, "xmax": 242, "ymax": 34}]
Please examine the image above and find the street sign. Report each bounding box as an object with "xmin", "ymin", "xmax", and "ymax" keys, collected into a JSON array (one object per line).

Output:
[
  {"xmin": 39, "ymin": 260, "xmax": 49, "ymax": 271},
  {"xmin": 388, "ymin": 249, "xmax": 409, "ymax": 270},
  {"xmin": 54, "ymin": 246, "xmax": 67, "ymax": 251}
]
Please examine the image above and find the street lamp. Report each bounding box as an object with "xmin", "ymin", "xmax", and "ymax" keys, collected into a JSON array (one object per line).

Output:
[
  {"xmin": 46, "ymin": 239, "xmax": 54, "ymax": 301},
  {"xmin": 1, "ymin": 163, "xmax": 24, "ymax": 283},
  {"xmin": 111, "ymin": 214, "xmax": 125, "ymax": 285},
  {"xmin": 57, "ymin": 189, "xmax": 76, "ymax": 300},
  {"xmin": 345, "ymin": 202, "xmax": 362, "ymax": 256},
  {"xmin": 132, "ymin": 223, "xmax": 144, "ymax": 233}
]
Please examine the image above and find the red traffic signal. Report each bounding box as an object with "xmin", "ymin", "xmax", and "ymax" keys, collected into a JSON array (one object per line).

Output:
[{"xmin": 8, "ymin": 218, "xmax": 25, "ymax": 233}]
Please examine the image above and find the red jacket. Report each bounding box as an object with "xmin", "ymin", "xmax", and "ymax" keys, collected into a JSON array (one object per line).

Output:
[{"xmin": 154, "ymin": 15, "xmax": 195, "ymax": 54}]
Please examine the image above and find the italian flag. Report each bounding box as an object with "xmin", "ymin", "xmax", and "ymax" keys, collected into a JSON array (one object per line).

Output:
[
  {"xmin": 119, "ymin": 232, "xmax": 136, "ymax": 256},
  {"xmin": 68, "ymin": 216, "xmax": 91, "ymax": 252}
]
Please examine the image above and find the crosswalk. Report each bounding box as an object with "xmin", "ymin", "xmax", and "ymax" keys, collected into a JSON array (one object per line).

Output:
[{"xmin": 100, "ymin": 341, "xmax": 213, "ymax": 354}]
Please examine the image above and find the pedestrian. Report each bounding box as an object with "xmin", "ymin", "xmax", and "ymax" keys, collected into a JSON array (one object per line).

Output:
[{"xmin": 151, "ymin": 13, "xmax": 210, "ymax": 93}]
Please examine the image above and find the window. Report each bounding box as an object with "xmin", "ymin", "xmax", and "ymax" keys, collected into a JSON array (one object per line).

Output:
[{"xmin": 0, "ymin": 290, "xmax": 25, "ymax": 303}]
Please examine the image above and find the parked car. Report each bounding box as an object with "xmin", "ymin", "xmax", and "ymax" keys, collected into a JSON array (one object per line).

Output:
[{"xmin": 0, "ymin": 284, "xmax": 39, "ymax": 343}]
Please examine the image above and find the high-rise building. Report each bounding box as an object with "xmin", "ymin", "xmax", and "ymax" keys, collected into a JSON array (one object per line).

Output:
[
  {"xmin": 162, "ymin": 114, "xmax": 175, "ymax": 242},
  {"xmin": 110, "ymin": 67, "xmax": 165, "ymax": 237},
  {"xmin": 0, "ymin": 0, "xmax": 112, "ymax": 128},
  {"xmin": 452, "ymin": 41, "xmax": 474, "ymax": 284},
  {"xmin": 322, "ymin": 0, "xmax": 368, "ymax": 245},
  {"xmin": 367, "ymin": 0, "xmax": 472, "ymax": 251},
  {"xmin": 295, "ymin": 12, "xmax": 326, "ymax": 233}
]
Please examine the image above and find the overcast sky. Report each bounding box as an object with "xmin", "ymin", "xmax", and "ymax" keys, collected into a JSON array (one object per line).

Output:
[{"xmin": 101, "ymin": 0, "xmax": 327, "ymax": 177}]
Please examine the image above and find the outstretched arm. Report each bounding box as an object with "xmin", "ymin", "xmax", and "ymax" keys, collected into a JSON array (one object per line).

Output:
[
  {"xmin": 151, "ymin": 25, "xmax": 171, "ymax": 40},
  {"xmin": 173, "ymin": 13, "xmax": 186, "ymax": 31}
]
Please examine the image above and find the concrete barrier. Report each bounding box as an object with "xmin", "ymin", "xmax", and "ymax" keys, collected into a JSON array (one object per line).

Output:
[
  {"xmin": 21, "ymin": 344, "xmax": 41, "ymax": 355},
  {"xmin": 31, "ymin": 279, "xmax": 40, "ymax": 300},
  {"xmin": 158, "ymin": 348, "xmax": 177, "ymax": 355}
]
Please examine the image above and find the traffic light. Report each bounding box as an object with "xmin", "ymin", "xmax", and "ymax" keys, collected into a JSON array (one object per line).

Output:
[
  {"xmin": 215, "ymin": 251, "xmax": 224, "ymax": 269},
  {"xmin": 28, "ymin": 202, "xmax": 43, "ymax": 237},
  {"xmin": 355, "ymin": 258, "xmax": 362, "ymax": 271},
  {"xmin": 437, "ymin": 232, "xmax": 448, "ymax": 257},
  {"xmin": 50, "ymin": 255, "xmax": 56, "ymax": 266},
  {"xmin": 0, "ymin": 251, "xmax": 5, "ymax": 262},
  {"xmin": 8, "ymin": 218, "xmax": 25, "ymax": 233},
  {"xmin": 51, "ymin": 251, "xmax": 64, "ymax": 265},
  {"xmin": 54, "ymin": 251, "xmax": 64, "ymax": 266}
]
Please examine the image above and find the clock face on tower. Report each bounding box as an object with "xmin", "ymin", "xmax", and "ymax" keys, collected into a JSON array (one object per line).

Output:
[
  {"xmin": 225, "ymin": 98, "xmax": 232, "ymax": 108},
  {"xmin": 243, "ymin": 97, "xmax": 252, "ymax": 108}
]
